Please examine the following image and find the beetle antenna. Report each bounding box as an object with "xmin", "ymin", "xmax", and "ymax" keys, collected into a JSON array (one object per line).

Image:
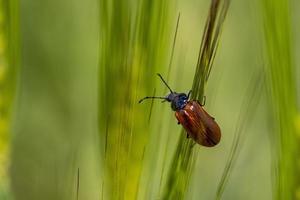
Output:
[
  {"xmin": 139, "ymin": 96, "xmax": 167, "ymax": 104},
  {"xmin": 157, "ymin": 73, "xmax": 173, "ymax": 93}
]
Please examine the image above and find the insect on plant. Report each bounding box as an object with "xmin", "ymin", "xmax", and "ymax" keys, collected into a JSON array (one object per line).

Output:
[{"xmin": 139, "ymin": 73, "xmax": 221, "ymax": 147}]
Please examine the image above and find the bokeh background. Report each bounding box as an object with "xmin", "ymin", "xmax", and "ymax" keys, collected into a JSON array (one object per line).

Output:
[{"xmin": 0, "ymin": 0, "xmax": 299, "ymax": 199}]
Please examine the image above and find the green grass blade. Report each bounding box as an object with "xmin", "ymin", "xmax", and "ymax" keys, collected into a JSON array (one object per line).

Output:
[
  {"xmin": 0, "ymin": 0, "xmax": 20, "ymax": 192},
  {"xmin": 98, "ymin": 0, "xmax": 171, "ymax": 199},
  {"xmin": 261, "ymin": 0, "xmax": 298, "ymax": 199},
  {"xmin": 162, "ymin": 0, "xmax": 230, "ymax": 199},
  {"xmin": 215, "ymin": 74, "xmax": 263, "ymax": 199},
  {"xmin": 191, "ymin": 0, "xmax": 230, "ymax": 102},
  {"xmin": 166, "ymin": 13, "xmax": 180, "ymax": 80}
]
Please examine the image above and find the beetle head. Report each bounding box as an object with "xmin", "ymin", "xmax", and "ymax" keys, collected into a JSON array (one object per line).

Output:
[{"xmin": 166, "ymin": 92, "xmax": 188, "ymax": 111}]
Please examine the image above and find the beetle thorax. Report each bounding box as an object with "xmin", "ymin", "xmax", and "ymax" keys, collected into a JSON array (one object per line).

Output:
[{"xmin": 166, "ymin": 93, "xmax": 188, "ymax": 111}]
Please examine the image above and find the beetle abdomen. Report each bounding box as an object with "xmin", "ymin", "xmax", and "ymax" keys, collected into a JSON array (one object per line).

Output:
[{"xmin": 175, "ymin": 101, "xmax": 221, "ymax": 147}]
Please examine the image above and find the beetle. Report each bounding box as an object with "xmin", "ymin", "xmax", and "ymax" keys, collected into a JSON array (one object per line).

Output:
[{"xmin": 139, "ymin": 73, "xmax": 221, "ymax": 147}]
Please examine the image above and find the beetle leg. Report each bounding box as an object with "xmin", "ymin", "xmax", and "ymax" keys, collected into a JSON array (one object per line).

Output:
[
  {"xmin": 200, "ymin": 96, "xmax": 206, "ymax": 106},
  {"xmin": 187, "ymin": 90, "xmax": 192, "ymax": 99},
  {"xmin": 177, "ymin": 121, "xmax": 180, "ymax": 125}
]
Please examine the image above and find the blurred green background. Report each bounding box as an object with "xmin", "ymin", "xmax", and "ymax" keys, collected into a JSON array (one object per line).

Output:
[{"xmin": 0, "ymin": 0, "xmax": 299, "ymax": 199}]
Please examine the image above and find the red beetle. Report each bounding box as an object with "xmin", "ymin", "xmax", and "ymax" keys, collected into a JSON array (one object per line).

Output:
[{"xmin": 139, "ymin": 73, "xmax": 221, "ymax": 147}]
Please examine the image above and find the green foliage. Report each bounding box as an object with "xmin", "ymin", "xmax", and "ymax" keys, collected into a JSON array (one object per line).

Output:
[
  {"xmin": 0, "ymin": 0, "xmax": 19, "ymax": 190},
  {"xmin": 98, "ymin": 0, "xmax": 171, "ymax": 199},
  {"xmin": 0, "ymin": 0, "xmax": 298, "ymax": 199},
  {"xmin": 215, "ymin": 74, "xmax": 263, "ymax": 200},
  {"xmin": 261, "ymin": 0, "xmax": 299, "ymax": 199},
  {"xmin": 162, "ymin": 0, "xmax": 230, "ymax": 199}
]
